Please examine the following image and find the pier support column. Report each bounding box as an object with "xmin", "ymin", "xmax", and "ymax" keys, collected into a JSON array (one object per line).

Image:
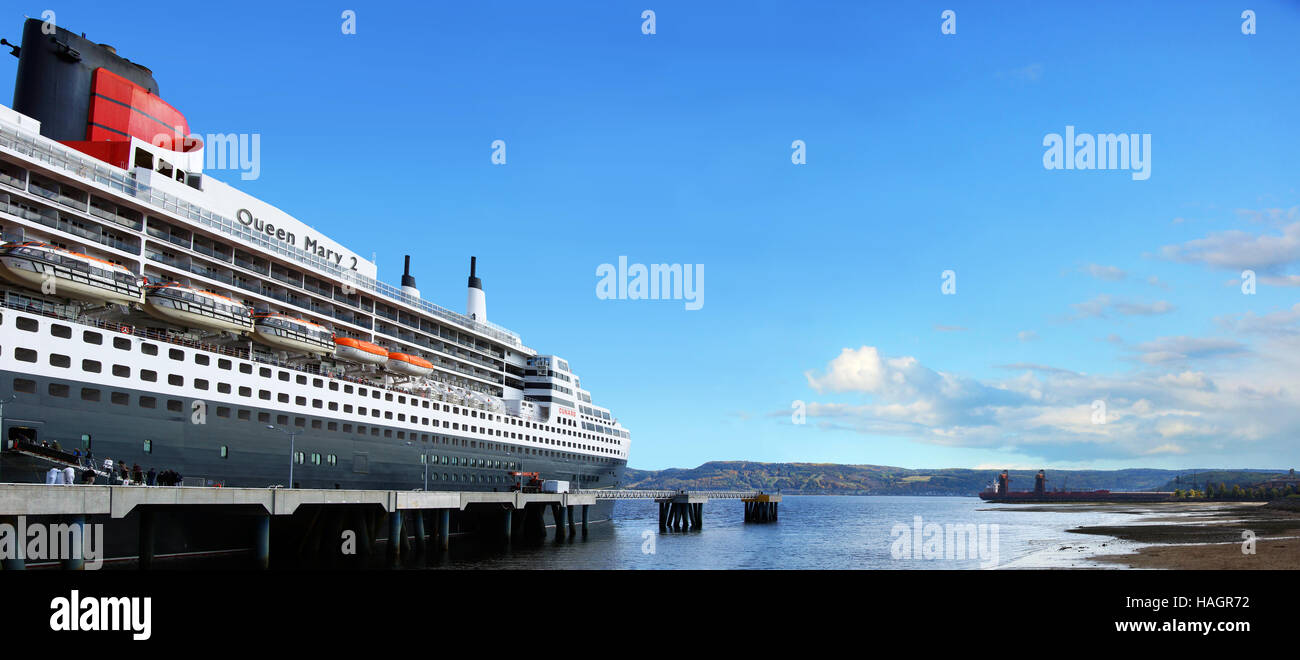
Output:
[
  {"xmin": 439, "ymin": 509, "xmax": 450, "ymax": 551},
  {"xmin": 567, "ymin": 505, "xmax": 577, "ymax": 538},
  {"xmin": 527, "ymin": 503, "xmax": 546, "ymax": 538},
  {"xmin": 414, "ymin": 511, "xmax": 427, "ymax": 555},
  {"xmin": 658, "ymin": 502, "xmax": 668, "ymax": 532},
  {"xmin": 59, "ymin": 515, "xmax": 86, "ymax": 570},
  {"xmin": 138, "ymin": 509, "xmax": 155, "ymax": 570},
  {"xmin": 387, "ymin": 512, "xmax": 402, "ymax": 565},
  {"xmin": 503, "ymin": 509, "xmax": 513, "ymax": 543},
  {"xmin": 581, "ymin": 505, "xmax": 589, "ymax": 536},
  {"xmin": 0, "ymin": 516, "xmax": 22, "ymax": 570},
  {"xmin": 355, "ymin": 510, "xmax": 373, "ymax": 564},
  {"xmin": 693, "ymin": 504, "xmax": 703, "ymax": 530},
  {"xmin": 552, "ymin": 504, "xmax": 567, "ymax": 540},
  {"xmin": 253, "ymin": 514, "xmax": 270, "ymax": 570}
]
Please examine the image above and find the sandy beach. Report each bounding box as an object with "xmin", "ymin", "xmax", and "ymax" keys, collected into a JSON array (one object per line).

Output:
[{"xmin": 1059, "ymin": 501, "xmax": 1300, "ymax": 569}]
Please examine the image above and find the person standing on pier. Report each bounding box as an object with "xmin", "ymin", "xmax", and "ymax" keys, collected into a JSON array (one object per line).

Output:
[{"xmin": 146, "ymin": 467, "xmax": 156, "ymax": 486}]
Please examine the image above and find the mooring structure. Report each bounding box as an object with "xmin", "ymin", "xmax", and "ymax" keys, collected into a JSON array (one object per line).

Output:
[{"xmin": 0, "ymin": 484, "xmax": 780, "ymax": 569}]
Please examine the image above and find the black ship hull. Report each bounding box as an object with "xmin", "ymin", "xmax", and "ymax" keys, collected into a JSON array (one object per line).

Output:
[{"xmin": 0, "ymin": 370, "xmax": 624, "ymax": 494}]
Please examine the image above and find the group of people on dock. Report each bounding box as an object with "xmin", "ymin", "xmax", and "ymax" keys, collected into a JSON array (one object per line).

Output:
[{"xmin": 34, "ymin": 448, "xmax": 184, "ymax": 486}]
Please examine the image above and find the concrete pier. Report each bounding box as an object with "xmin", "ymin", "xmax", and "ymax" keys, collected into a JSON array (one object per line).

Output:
[{"xmin": 0, "ymin": 484, "xmax": 779, "ymax": 568}]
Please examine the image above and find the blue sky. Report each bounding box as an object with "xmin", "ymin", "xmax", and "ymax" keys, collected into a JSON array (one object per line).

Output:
[{"xmin": 6, "ymin": 1, "xmax": 1300, "ymax": 470}]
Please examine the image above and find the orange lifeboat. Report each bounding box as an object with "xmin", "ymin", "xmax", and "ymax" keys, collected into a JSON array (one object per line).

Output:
[
  {"xmin": 333, "ymin": 336, "xmax": 388, "ymax": 366},
  {"xmin": 386, "ymin": 351, "xmax": 434, "ymax": 377}
]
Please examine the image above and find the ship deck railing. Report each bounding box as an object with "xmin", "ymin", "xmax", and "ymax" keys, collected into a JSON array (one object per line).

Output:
[
  {"xmin": 0, "ymin": 122, "xmax": 523, "ymax": 347},
  {"xmin": 0, "ymin": 298, "xmax": 615, "ymax": 436}
]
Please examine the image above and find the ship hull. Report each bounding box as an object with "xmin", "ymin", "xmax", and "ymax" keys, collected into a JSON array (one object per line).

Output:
[
  {"xmin": 0, "ymin": 371, "xmax": 625, "ymax": 494},
  {"xmin": 978, "ymin": 492, "xmax": 1174, "ymax": 503}
]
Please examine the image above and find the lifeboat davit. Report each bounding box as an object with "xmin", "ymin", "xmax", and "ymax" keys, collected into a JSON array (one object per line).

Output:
[
  {"xmin": 251, "ymin": 313, "xmax": 335, "ymax": 355},
  {"xmin": 386, "ymin": 352, "xmax": 434, "ymax": 377},
  {"xmin": 0, "ymin": 241, "xmax": 142, "ymax": 305},
  {"xmin": 143, "ymin": 283, "xmax": 252, "ymax": 333},
  {"xmin": 333, "ymin": 336, "xmax": 388, "ymax": 366}
]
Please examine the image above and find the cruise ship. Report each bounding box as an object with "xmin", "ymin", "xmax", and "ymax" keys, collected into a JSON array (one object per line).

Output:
[{"xmin": 0, "ymin": 19, "xmax": 630, "ymax": 517}]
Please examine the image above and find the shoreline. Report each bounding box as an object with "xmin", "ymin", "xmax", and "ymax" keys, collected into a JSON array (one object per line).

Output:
[{"xmin": 1050, "ymin": 501, "xmax": 1300, "ymax": 569}]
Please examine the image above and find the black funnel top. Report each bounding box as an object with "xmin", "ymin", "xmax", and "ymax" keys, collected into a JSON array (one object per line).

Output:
[
  {"xmin": 468, "ymin": 256, "xmax": 482, "ymax": 290},
  {"xmin": 401, "ymin": 255, "xmax": 417, "ymax": 288}
]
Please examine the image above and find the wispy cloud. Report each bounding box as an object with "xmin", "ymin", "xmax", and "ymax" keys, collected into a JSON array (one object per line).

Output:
[
  {"xmin": 1082, "ymin": 264, "xmax": 1126, "ymax": 281},
  {"xmin": 1126, "ymin": 335, "xmax": 1247, "ymax": 365},
  {"xmin": 933, "ymin": 324, "xmax": 969, "ymax": 332},
  {"xmin": 997, "ymin": 63, "xmax": 1044, "ymax": 82},
  {"xmin": 1160, "ymin": 216, "xmax": 1300, "ymax": 285},
  {"xmin": 1068, "ymin": 294, "xmax": 1174, "ymax": 320}
]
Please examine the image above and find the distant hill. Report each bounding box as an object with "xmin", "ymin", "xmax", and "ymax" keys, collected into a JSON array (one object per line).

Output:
[{"xmin": 619, "ymin": 461, "xmax": 1291, "ymax": 496}]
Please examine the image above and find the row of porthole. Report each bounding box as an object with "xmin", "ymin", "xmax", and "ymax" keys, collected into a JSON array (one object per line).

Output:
[
  {"xmin": 11, "ymin": 312, "xmax": 628, "ymax": 451},
  {"xmin": 11, "ymin": 374, "xmax": 623, "ymax": 469}
]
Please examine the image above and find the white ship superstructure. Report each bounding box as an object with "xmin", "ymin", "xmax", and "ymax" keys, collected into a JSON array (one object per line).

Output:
[{"xmin": 0, "ymin": 18, "xmax": 629, "ymax": 495}]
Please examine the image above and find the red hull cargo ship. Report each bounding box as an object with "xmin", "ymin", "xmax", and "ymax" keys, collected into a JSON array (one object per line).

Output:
[{"xmin": 978, "ymin": 470, "xmax": 1175, "ymax": 503}]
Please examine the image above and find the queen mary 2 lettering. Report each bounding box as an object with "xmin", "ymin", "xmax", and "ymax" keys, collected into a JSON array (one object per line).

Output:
[
  {"xmin": 235, "ymin": 208, "xmax": 353, "ymax": 270},
  {"xmin": 0, "ymin": 18, "xmax": 631, "ymax": 522}
]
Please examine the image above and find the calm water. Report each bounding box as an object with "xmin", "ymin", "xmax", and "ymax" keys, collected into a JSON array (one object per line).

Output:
[{"xmin": 425, "ymin": 495, "xmax": 1146, "ymax": 570}]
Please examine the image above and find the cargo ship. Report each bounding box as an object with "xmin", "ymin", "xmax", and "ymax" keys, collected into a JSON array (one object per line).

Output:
[
  {"xmin": 0, "ymin": 18, "xmax": 630, "ymax": 519},
  {"xmin": 979, "ymin": 470, "xmax": 1175, "ymax": 503}
]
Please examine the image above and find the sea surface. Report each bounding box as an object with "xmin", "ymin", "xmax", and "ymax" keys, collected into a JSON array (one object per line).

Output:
[{"xmin": 423, "ymin": 495, "xmax": 1150, "ymax": 570}]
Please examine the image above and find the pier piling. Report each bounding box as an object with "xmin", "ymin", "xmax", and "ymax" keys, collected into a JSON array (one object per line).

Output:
[
  {"xmin": 60, "ymin": 515, "xmax": 85, "ymax": 570},
  {"xmin": 414, "ymin": 511, "xmax": 427, "ymax": 555},
  {"xmin": 0, "ymin": 516, "xmax": 22, "ymax": 570},
  {"xmin": 137, "ymin": 509, "xmax": 155, "ymax": 570},
  {"xmin": 254, "ymin": 514, "xmax": 270, "ymax": 570},
  {"xmin": 552, "ymin": 503, "xmax": 567, "ymax": 540},
  {"xmin": 439, "ymin": 509, "xmax": 450, "ymax": 551},
  {"xmin": 387, "ymin": 512, "xmax": 402, "ymax": 565}
]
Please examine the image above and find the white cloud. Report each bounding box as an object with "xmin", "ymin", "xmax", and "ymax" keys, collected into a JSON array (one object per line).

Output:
[
  {"xmin": 1127, "ymin": 336, "xmax": 1246, "ymax": 364},
  {"xmin": 1083, "ymin": 264, "xmax": 1126, "ymax": 281},
  {"xmin": 794, "ymin": 335, "xmax": 1300, "ymax": 464},
  {"xmin": 1017, "ymin": 330, "xmax": 1039, "ymax": 342},
  {"xmin": 1160, "ymin": 219, "xmax": 1300, "ymax": 277},
  {"xmin": 1069, "ymin": 294, "xmax": 1175, "ymax": 319},
  {"xmin": 1217, "ymin": 303, "xmax": 1300, "ymax": 336}
]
